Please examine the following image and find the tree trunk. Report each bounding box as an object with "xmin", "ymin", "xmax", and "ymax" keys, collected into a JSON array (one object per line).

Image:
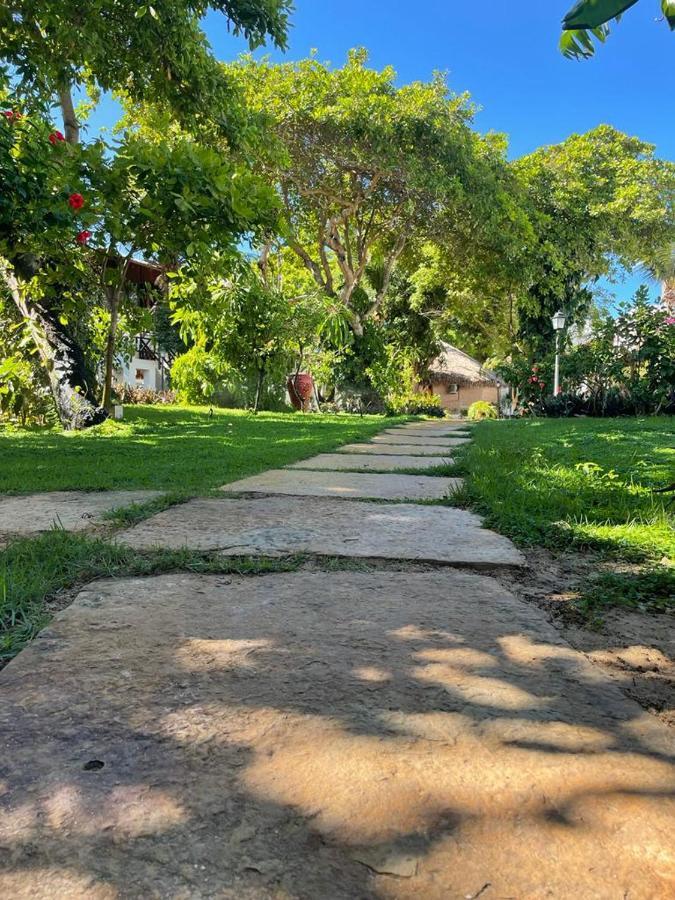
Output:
[
  {"xmin": 59, "ymin": 85, "xmax": 80, "ymax": 145},
  {"xmin": 253, "ymin": 365, "xmax": 266, "ymax": 414},
  {"xmin": 1, "ymin": 262, "xmax": 107, "ymax": 430},
  {"xmin": 102, "ymin": 286, "xmax": 120, "ymax": 411}
]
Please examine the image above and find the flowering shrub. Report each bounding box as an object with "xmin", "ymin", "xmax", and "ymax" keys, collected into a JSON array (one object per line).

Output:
[{"xmin": 112, "ymin": 383, "xmax": 176, "ymax": 405}]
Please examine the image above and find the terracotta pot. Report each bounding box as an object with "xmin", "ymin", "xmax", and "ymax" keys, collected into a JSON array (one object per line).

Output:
[{"xmin": 287, "ymin": 373, "xmax": 315, "ymax": 411}]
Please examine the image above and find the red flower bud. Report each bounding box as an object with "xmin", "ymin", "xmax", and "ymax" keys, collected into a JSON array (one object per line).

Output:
[
  {"xmin": 2, "ymin": 110, "xmax": 21, "ymax": 122},
  {"xmin": 68, "ymin": 193, "xmax": 84, "ymax": 211},
  {"xmin": 539, "ymin": 382, "xmax": 546, "ymax": 389},
  {"xmin": 49, "ymin": 130, "xmax": 65, "ymax": 144},
  {"xmin": 75, "ymin": 230, "xmax": 92, "ymax": 245}
]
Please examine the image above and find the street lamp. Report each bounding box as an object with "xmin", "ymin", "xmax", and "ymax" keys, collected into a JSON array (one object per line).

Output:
[{"xmin": 552, "ymin": 309, "xmax": 566, "ymax": 396}]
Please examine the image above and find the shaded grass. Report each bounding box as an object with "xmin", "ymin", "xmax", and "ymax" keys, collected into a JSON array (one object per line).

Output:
[
  {"xmin": 460, "ymin": 417, "xmax": 674, "ymax": 562},
  {"xmin": 0, "ymin": 530, "xmax": 305, "ymax": 665},
  {"xmin": 577, "ymin": 567, "xmax": 674, "ymax": 621},
  {"xmin": 0, "ymin": 405, "xmax": 408, "ymax": 493}
]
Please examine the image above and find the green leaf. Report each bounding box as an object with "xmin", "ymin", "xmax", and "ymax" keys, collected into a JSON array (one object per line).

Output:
[
  {"xmin": 663, "ymin": 0, "xmax": 675, "ymax": 29},
  {"xmin": 134, "ymin": 6, "xmax": 147, "ymax": 19},
  {"xmin": 562, "ymin": 0, "xmax": 639, "ymax": 30}
]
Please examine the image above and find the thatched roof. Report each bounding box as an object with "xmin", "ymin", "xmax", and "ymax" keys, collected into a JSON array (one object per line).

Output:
[{"xmin": 428, "ymin": 342, "xmax": 503, "ymax": 386}]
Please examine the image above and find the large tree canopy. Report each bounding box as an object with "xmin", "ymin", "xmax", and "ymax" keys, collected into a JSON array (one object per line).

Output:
[
  {"xmin": 0, "ymin": 0, "xmax": 292, "ymax": 141},
  {"xmin": 227, "ymin": 49, "xmax": 516, "ymax": 335}
]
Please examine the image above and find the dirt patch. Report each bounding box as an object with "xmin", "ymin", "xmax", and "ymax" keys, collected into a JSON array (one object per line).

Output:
[{"xmin": 497, "ymin": 547, "xmax": 675, "ymax": 727}]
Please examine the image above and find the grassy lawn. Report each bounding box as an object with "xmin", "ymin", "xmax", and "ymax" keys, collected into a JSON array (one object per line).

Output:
[
  {"xmin": 457, "ymin": 416, "xmax": 674, "ymax": 616},
  {"xmin": 0, "ymin": 404, "xmax": 411, "ymax": 664},
  {"xmin": 0, "ymin": 405, "xmax": 407, "ymax": 494}
]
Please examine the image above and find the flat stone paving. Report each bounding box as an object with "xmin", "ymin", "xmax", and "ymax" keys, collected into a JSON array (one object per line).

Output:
[
  {"xmin": 288, "ymin": 453, "xmax": 451, "ymax": 472},
  {"xmin": 339, "ymin": 442, "xmax": 454, "ymax": 456},
  {"xmin": 118, "ymin": 496, "xmax": 524, "ymax": 567},
  {"xmin": 1, "ymin": 571, "xmax": 672, "ymax": 899},
  {"xmin": 0, "ymin": 490, "xmax": 163, "ymax": 537},
  {"xmin": 221, "ymin": 469, "xmax": 461, "ymax": 500},
  {"xmin": 385, "ymin": 428, "xmax": 470, "ymax": 438},
  {"xmin": 370, "ymin": 434, "xmax": 470, "ymax": 446}
]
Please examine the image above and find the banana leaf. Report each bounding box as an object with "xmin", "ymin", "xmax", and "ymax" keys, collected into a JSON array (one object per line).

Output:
[{"xmin": 562, "ymin": 0, "xmax": 639, "ymax": 30}]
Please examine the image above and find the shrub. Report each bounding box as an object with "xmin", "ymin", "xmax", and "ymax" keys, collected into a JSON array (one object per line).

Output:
[
  {"xmin": 386, "ymin": 391, "xmax": 444, "ymax": 417},
  {"xmin": 467, "ymin": 400, "xmax": 497, "ymax": 420},
  {"xmin": 113, "ymin": 383, "xmax": 176, "ymax": 405},
  {"xmin": 0, "ymin": 354, "xmax": 54, "ymax": 426},
  {"xmin": 170, "ymin": 347, "xmax": 225, "ymax": 405}
]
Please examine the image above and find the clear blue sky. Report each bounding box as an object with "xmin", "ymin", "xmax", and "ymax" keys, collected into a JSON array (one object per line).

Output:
[{"xmin": 91, "ymin": 0, "xmax": 674, "ymax": 303}]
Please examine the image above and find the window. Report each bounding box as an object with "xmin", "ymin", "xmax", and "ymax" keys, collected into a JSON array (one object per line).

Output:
[
  {"xmin": 447, "ymin": 383, "xmax": 459, "ymax": 394},
  {"xmin": 135, "ymin": 368, "xmax": 147, "ymax": 382}
]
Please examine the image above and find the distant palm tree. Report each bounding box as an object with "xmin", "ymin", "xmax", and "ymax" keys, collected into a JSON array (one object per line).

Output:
[{"xmin": 639, "ymin": 243, "xmax": 675, "ymax": 312}]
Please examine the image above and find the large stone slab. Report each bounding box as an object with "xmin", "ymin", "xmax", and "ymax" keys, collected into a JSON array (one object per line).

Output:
[
  {"xmin": 118, "ymin": 496, "xmax": 524, "ymax": 567},
  {"xmin": 339, "ymin": 442, "xmax": 455, "ymax": 457},
  {"xmin": 288, "ymin": 453, "xmax": 452, "ymax": 472},
  {"xmin": 0, "ymin": 490, "xmax": 163, "ymax": 537},
  {"xmin": 371, "ymin": 434, "xmax": 470, "ymax": 446},
  {"xmin": 1, "ymin": 571, "xmax": 672, "ymax": 899},
  {"xmin": 221, "ymin": 469, "xmax": 461, "ymax": 500},
  {"xmin": 384, "ymin": 428, "xmax": 471, "ymax": 439}
]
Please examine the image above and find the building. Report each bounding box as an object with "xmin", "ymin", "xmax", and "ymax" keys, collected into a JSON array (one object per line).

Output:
[
  {"xmin": 425, "ymin": 342, "xmax": 504, "ymax": 413},
  {"xmin": 104, "ymin": 256, "xmax": 177, "ymax": 391}
]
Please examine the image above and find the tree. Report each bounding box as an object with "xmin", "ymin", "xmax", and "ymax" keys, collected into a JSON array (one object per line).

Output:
[
  {"xmin": 510, "ymin": 126, "xmax": 675, "ymax": 355},
  {"xmin": 0, "ymin": 0, "xmax": 289, "ymax": 427},
  {"xmin": 1, "ymin": 1, "xmax": 291, "ymax": 141},
  {"xmin": 560, "ymin": 0, "xmax": 674, "ymax": 59},
  {"xmin": 171, "ymin": 260, "xmax": 326, "ymax": 412},
  {"xmin": 228, "ymin": 49, "xmax": 511, "ymax": 337}
]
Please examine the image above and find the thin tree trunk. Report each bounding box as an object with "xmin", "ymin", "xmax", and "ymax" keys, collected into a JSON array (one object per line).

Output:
[
  {"xmin": 101, "ymin": 286, "xmax": 120, "ymax": 411},
  {"xmin": 253, "ymin": 365, "xmax": 266, "ymax": 414},
  {"xmin": 58, "ymin": 85, "xmax": 80, "ymax": 144},
  {"xmin": 1, "ymin": 261, "xmax": 107, "ymax": 429}
]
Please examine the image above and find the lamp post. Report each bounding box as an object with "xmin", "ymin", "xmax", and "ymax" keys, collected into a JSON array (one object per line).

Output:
[{"xmin": 552, "ymin": 309, "xmax": 566, "ymax": 396}]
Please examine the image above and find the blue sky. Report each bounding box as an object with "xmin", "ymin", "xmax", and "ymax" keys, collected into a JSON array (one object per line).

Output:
[{"xmin": 91, "ymin": 0, "xmax": 674, "ymax": 304}]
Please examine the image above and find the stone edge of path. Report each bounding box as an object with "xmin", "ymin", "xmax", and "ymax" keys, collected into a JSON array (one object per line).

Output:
[
  {"xmin": 116, "ymin": 496, "xmax": 526, "ymax": 569},
  {"xmin": 219, "ymin": 469, "xmax": 463, "ymax": 501}
]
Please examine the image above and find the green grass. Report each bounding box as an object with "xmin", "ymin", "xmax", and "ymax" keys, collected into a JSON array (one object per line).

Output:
[
  {"xmin": 577, "ymin": 567, "xmax": 675, "ymax": 622},
  {"xmin": 460, "ymin": 417, "xmax": 675, "ymax": 563},
  {"xmin": 0, "ymin": 405, "xmax": 408, "ymax": 493},
  {"xmin": 0, "ymin": 530, "xmax": 305, "ymax": 664}
]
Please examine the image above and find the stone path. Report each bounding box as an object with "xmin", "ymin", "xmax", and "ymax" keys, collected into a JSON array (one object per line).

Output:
[
  {"xmin": 340, "ymin": 442, "xmax": 454, "ymax": 456},
  {"xmin": 2, "ymin": 418, "xmax": 674, "ymax": 899},
  {"xmin": 118, "ymin": 496, "xmax": 525, "ymax": 567},
  {"xmin": 0, "ymin": 490, "xmax": 163, "ymax": 539},
  {"xmin": 287, "ymin": 452, "xmax": 452, "ymax": 471},
  {"xmin": 221, "ymin": 469, "xmax": 462, "ymax": 500}
]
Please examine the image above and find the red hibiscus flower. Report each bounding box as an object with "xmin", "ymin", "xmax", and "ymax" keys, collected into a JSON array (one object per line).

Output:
[
  {"xmin": 529, "ymin": 375, "xmax": 538, "ymax": 383},
  {"xmin": 68, "ymin": 193, "xmax": 84, "ymax": 211},
  {"xmin": 75, "ymin": 230, "xmax": 92, "ymax": 245},
  {"xmin": 49, "ymin": 130, "xmax": 65, "ymax": 144},
  {"xmin": 539, "ymin": 382, "xmax": 546, "ymax": 390},
  {"xmin": 2, "ymin": 110, "xmax": 21, "ymax": 122}
]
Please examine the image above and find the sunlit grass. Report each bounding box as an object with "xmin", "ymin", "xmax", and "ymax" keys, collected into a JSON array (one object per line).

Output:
[
  {"xmin": 461, "ymin": 416, "xmax": 674, "ymax": 562},
  {"xmin": 0, "ymin": 405, "xmax": 408, "ymax": 493}
]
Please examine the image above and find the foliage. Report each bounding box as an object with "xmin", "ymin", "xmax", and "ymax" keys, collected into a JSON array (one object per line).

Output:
[
  {"xmin": 385, "ymin": 391, "xmax": 444, "ymax": 417},
  {"xmin": 112, "ymin": 383, "xmax": 176, "ymax": 405},
  {"xmin": 1, "ymin": 0, "xmax": 291, "ymax": 141},
  {"xmin": 0, "ymin": 404, "xmax": 408, "ymax": 493},
  {"xmin": 467, "ymin": 400, "xmax": 498, "ymax": 420},
  {"xmin": 577, "ymin": 566, "xmax": 674, "ymax": 617},
  {"xmin": 172, "ymin": 262, "xmax": 326, "ymax": 411},
  {"xmin": 170, "ymin": 346, "xmax": 227, "ymax": 405},
  {"xmin": 560, "ymin": 1, "xmax": 674, "ymax": 60},
  {"xmin": 460, "ymin": 416, "xmax": 674, "ymax": 560},
  {"xmin": 228, "ymin": 49, "xmax": 513, "ymax": 335},
  {"xmin": 502, "ymin": 287, "xmax": 675, "ymax": 418}
]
